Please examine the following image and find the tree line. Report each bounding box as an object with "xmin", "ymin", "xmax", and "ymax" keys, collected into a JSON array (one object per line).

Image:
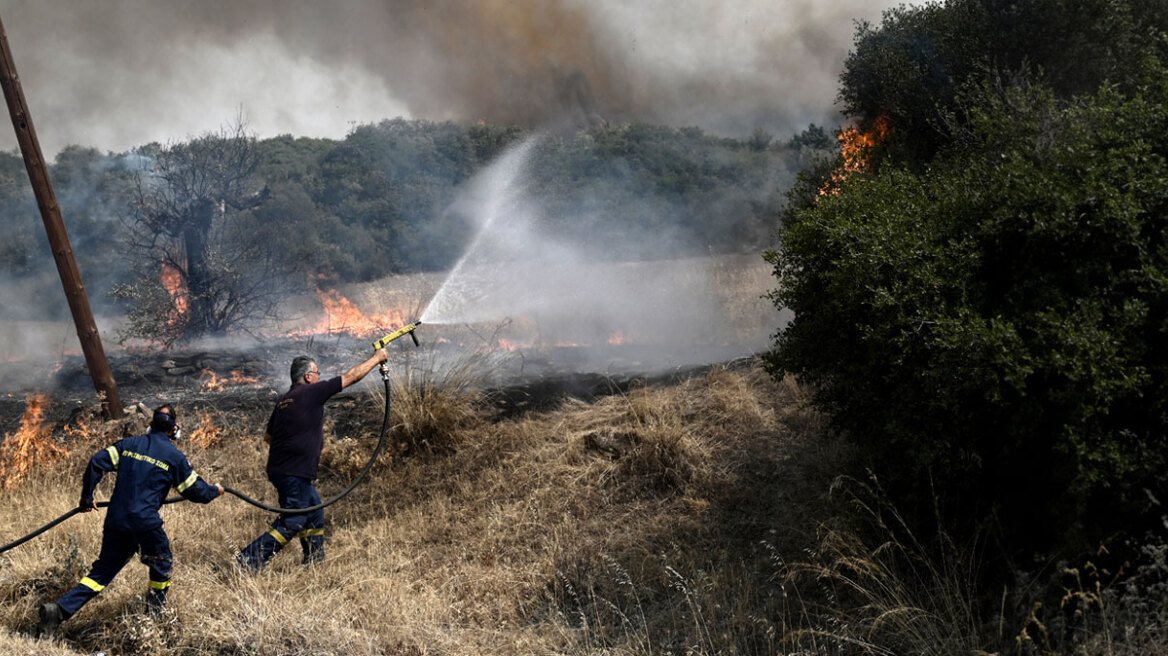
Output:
[{"xmin": 0, "ymin": 118, "xmax": 824, "ymax": 343}]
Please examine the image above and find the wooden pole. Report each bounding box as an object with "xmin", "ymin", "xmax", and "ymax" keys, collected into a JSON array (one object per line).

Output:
[{"xmin": 0, "ymin": 12, "xmax": 123, "ymax": 418}]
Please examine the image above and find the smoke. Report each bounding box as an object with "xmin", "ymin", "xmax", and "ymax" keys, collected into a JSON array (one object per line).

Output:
[
  {"xmin": 421, "ymin": 135, "xmax": 777, "ymax": 371},
  {"xmin": 0, "ymin": 0, "xmax": 900, "ymax": 156}
]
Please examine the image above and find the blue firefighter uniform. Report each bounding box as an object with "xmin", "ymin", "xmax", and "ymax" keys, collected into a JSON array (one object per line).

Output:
[{"xmin": 54, "ymin": 429, "xmax": 220, "ymax": 619}]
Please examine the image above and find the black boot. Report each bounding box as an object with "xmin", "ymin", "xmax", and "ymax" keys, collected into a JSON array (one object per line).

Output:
[{"xmin": 36, "ymin": 602, "xmax": 64, "ymax": 637}]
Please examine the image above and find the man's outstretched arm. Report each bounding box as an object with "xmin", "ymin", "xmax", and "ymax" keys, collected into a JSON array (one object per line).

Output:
[{"xmin": 341, "ymin": 348, "xmax": 389, "ymax": 389}]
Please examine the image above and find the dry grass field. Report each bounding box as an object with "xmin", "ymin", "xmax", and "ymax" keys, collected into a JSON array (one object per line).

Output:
[{"xmin": 0, "ymin": 359, "xmax": 840, "ymax": 656}]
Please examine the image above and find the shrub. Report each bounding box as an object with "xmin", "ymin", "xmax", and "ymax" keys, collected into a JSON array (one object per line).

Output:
[{"xmin": 766, "ymin": 79, "xmax": 1168, "ymax": 556}]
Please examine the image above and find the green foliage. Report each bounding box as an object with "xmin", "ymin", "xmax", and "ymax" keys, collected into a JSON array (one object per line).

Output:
[
  {"xmin": 0, "ymin": 150, "xmax": 38, "ymax": 279},
  {"xmin": 767, "ymin": 80, "xmax": 1168, "ymax": 553},
  {"xmin": 311, "ymin": 118, "xmax": 494, "ymax": 278},
  {"xmin": 4, "ymin": 117, "xmax": 807, "ymax": 328},
  {"xmin": 0, "ymin": 147, "xmax": 138, "ymax": 321},
  {"xmin": 528, "ymin": 124, "xmax": 791, "ymax": 260},
  {"xmin": 840, "ymin": 0, "xmax": 1168, "ymax": 168}
]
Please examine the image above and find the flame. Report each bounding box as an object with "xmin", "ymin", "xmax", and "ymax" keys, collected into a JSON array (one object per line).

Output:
[
  {"xmin": 821, "ymin": 113, "xmax": 891, "ymax": 196},
  {"xmin": 187, "ymin": 410, "xmax": 221, "ymax": 449},
  {"xmin": 161, "ymin": 262, "xmax": 189, "ymax": 321},
  {"xmin": 607, "ymin": 331, "xmax": 631, "ymax": 346},
  {"xmin": 494, "ymin": 337, "xmax": 528, "ymax": 352},
  {"xmin": 0, "ymin": 394, "xmax": 66, "ymax": 488},
  {"xmin": 200, "ymin": 369, "xmax": 260, "ymax": 392},
  {"xmin": 63, "ymin": 414, "xmax": 98, "ymax": 444},
  {"xmin": 293, "ymin": 288, "xmax": 410, "ymax": 338},
  {"xmin": 486, "ymin": 337, "xmax": 583, "ymax": 352}
]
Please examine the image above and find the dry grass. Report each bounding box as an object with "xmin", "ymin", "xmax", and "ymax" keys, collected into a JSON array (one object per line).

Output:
[
  {"xmin": 2, "ymin": 360, "xmax": 1163, "ymax": 655},
  {"xmin": 0, "ymin": 360, "xmax": 825, "ymax": 655}
]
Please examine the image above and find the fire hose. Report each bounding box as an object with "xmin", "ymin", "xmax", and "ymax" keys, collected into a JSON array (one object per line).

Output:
[{"xmin": 0, "ymin": 322, "xmax": 422, "ymax": 556}]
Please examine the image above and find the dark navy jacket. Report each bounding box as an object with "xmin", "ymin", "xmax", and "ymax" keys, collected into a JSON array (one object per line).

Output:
[
  {"xmin": 266, "ymin": 376, "xmax": 342, "ymax": 480},
  {"xmin": 81, "ymin": 430, "xmax": 219, "ymax": 532}
]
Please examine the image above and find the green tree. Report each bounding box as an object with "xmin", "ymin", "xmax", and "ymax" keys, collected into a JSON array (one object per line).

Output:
[
  {"xmin": 840, "ymin": 0, "xmax": 1168, "ymax": 169},
  {"xmin": 767, "ymin": 80, "xmax": 1168, "ymax": 554}
]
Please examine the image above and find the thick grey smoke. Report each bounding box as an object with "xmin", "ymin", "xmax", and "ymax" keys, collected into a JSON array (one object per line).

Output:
[{"xmin": 0, "ymin": 0, "xmax": 900, "ymax": 156}]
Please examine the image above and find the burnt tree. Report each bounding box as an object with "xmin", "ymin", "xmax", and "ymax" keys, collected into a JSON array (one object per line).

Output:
[{"xmin": 116, "ymin": 119, "xmax": 285, "ymax": 345}]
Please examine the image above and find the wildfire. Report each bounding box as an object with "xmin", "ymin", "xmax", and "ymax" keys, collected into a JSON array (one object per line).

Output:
[
  {"xmin": 487, "ymin": 337, "xmax": 585, "ymax": 352},
  {"xmin": 186, "ymin": 410, "xmax": 221, "ymax": 449},
  {"xmin": 161, "ymin": 261, "xmax": 189, "ymax": 319},
  {"xmin": 821, "ymin": 113, "xmax": 892, "ymax": 195},
  {"xmin": 294, "ymin": 288, "xmax": 410, "ymax": 338},
  {"xmin": 607, "ymin": 331, "xmax": 631, "ymax": 346},
  {"xmin": 494, "ymin": 337, "xmax": 528, "ymax": 352},
  {"xmin": 200, "ymin": 369, "xmax": 260, "ymax": 392},
  {"xmin": 0, "ymin": 393, "xmax": 67, "ymax": 488},
  {"xmin": 63, "ymin": 414, "xmax": 97, "ymax": 443}
]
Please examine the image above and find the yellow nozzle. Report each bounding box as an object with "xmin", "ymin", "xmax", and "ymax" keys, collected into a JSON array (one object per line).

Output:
[{"xmin": 372, "ymin": 321, "xmax": 422, "ymax": 350}]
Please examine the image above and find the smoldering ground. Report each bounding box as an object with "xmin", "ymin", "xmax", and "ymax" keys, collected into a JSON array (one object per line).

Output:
[{"xmin": 0, "ymin": 129, "xmax": 781, "ymax": 395}]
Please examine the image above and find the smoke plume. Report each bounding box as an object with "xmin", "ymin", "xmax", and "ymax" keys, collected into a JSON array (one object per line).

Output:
[{"xmin": 0, "ymin": 0, "xmax": 900, "ymax": 156}]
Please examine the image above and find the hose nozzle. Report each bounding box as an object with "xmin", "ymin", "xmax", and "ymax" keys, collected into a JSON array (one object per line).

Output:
[{"xmin": 372, "ymin": 320, "xmax": 422, "ymax": 351}]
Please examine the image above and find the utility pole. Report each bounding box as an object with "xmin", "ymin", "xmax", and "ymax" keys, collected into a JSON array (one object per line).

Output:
[{"xmin": 0, "ymin": 12, "xmax": 123, "ymax": 418}]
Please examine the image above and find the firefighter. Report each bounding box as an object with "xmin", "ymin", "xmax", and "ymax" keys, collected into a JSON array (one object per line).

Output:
[
  {"xmin": 37, "ymin": 405, "xmax": 223, "ymax": 636},
  {"xmin": 236, "ymin": 349, "xmax": 387, "ymax": 571}
]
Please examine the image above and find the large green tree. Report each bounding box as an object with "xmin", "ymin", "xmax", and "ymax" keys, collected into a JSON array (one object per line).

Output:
[
  {"xmin": 840, "ymin": 0, "xmax": 1168, "ymax": 169},
  {"xmin": 768, "ymin": 79, "xmax": 1168, "ymax": 553}
]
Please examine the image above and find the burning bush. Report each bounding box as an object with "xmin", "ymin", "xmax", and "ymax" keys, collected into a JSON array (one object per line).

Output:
[
  {"xmin": 186, "ymin": 410, "xmax": 223, "ymax": 449},
  {"xmin": 113, "ymin": 119, "xmax": 295, "ymax": 346}
]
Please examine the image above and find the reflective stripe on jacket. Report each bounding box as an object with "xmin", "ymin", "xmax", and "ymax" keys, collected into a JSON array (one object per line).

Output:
[{"xmin": 81, "ymin": 431, "xmax": 219, "ymax": 532}]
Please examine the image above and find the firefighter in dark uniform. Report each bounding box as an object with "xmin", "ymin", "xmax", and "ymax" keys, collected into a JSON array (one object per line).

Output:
[
  {"xmin": 37, "ymin": 405, "xmax": 223, "ymax": 636},
  {"xmin": 237, "ymin": 349, "xmax": 387, "ymax": 571}
]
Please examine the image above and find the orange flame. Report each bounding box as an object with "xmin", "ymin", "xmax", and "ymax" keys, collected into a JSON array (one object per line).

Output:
[
  {"xmin": 821, "ymin": 113, "xmax": 891, "ymax": 195},
  {"xmin": 607, "ymin": 331, "xmax": 631, "ymax": 346},
  {"xmin": 294, "ymin": 289, "xmax": 409, "ymax": 338},
  {"xmin": 161, "ymin": 262, "xmax": 189, "ymax": 320},
  {"xmin": 494, "ymin": 337, "xmax": 528, "ymax": 352},
  {"xmin": 186, "ymin": 410, "xmax": 221, "ymax": 449},
  {"xmin": 63, "ymin": 414, "xmax": 98, "ymax": 444},
  {"xmin": 485, "ymin": 337, "xmax": 583, "ymax": 352},
  {"xmin": 0, "ymin": 394, "xmax": 66, "ymax": 488},
  {"xmin": 200, "ymin": 369, "xmax": 260, "ymax": 392}
]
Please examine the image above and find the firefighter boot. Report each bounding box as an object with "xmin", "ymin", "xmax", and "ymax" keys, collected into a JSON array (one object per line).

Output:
[{"xmin": 36, "ymin": 602, "xmax": 64, "ymax": 637}]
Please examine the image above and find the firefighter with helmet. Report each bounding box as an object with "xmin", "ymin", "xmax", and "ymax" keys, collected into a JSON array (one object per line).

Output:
[{"xmin": 37, "ymin": 405, "xmax": 223, "ymax": 636}]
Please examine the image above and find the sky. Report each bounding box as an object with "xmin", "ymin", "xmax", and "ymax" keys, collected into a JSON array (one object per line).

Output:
[{"xmin": 0, "ymin": 0, "xmax": 904, "ymax": 158}]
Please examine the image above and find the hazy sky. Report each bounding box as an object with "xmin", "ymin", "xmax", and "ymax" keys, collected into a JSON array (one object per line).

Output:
[{"xmin": 0, "ymin": 0, "xmax": 902, "ymax": 157}]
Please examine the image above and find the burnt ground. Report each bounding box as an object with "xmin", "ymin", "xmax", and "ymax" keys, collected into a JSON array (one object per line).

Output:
[{"xmin": 0, "ymin": 335, "xmax": 762, "ymax": 436}]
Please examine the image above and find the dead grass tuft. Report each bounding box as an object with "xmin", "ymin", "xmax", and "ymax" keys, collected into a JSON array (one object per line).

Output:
[{"xmin": 377, "ymin": 347, "xmax": 495, "ymax": 456}]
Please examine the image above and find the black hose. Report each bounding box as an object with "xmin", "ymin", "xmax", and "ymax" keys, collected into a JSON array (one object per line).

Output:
[
  {"xmin": 0, "ymin": 497, "xmax": 188, "ymax": 555},
  {"xmin": 0, "ymin": 375, "xmax": 392, "ymax": 555}
]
